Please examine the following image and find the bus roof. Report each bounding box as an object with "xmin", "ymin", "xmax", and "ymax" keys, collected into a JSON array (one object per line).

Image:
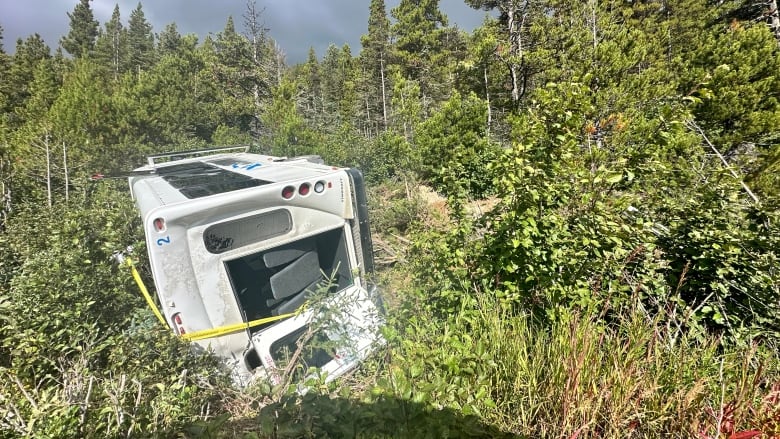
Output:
[{"xmin": 130, "ymin": 152, "xmax": 346, "ymax": 211}]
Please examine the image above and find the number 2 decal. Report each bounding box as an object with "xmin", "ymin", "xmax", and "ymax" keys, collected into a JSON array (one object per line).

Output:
[{"xmin": 156, "ymin": 236, "xmax": 171, "ymax": 246}]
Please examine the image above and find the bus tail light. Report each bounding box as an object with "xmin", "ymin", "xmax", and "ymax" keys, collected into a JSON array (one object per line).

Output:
[
  {"xmin": 153, "ymin": 217, "xmax": 166, "ymax": 232},
  {"xmin": 281, "ymin": 185, "xmax": 295, "ymax": 199},
  {"xmin": 298, "ymin": 182, "xmax": 311, "ymax": 196},
  {"xmin": 172, "ymin": 312, "xmax": 186, "ymax": 335}
]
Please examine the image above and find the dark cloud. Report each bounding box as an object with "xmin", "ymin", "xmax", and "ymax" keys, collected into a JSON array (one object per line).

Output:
[{"xmin": 0, "ymin": 0, "xmax": 491, "ymax": 63}]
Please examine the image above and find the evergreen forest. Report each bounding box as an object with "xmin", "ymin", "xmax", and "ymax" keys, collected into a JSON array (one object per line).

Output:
[{"xmin": 1, "ymin": 0, "xmax": 780, "ymax": 437}]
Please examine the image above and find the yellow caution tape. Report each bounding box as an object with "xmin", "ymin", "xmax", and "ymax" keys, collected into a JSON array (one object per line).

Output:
[
  {"xmin": 124, "ymin": 256, "xmax": 306, "ymax": 342},
  {"xmin": 181, "ymin": 308, "xmax": 306, "ymax": 341},
  {"xmin": 125, "ymin": 257, "xmax": 167, "ymax": 326}
]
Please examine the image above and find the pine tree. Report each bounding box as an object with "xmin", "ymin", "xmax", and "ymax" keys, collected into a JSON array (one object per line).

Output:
[
  {"xmin": 126, "ymin": 3, "xmax": 155, "ymax": 72},
  {"xmin": 60, "ymin": 0, "xmax": 98, "ymax": 58},
  {"xmin": 725, "ymin": 0, "xmax": 780, "ymax": 45},
  {"xmin": 157, "ymin": 23, "xmax": 183, "ymax": 56},
  {"xmin": 7, "ymin": 35, "xmax": 51, "ymax": 126},
  {"xmin": 0, "ymin": 25, "xmax": 12, "ymax": 225},
  {"xmin": 0, "ymin": 25, "xmax": 11, "ymax": 116},
  {"xmin": 359, "ymin": 0, "xmax": 391, "ymax": 134},
  {"xmin": 460, "ymin": 18, "xmax": 503, "ymax": 135},
  {"xmin": 388, "ymin": 71, "xmax": 422, "ymax": 142},
  {"xmin": 261, "ymin": 78, "xmax": 320, "ymax": 157},
  {"xmin": 94, "ymin": 5, "xmax": 127, "ymax": 80},
  {"xmin": 48, "ymin": 59, "xmax": 123, "ymax": 172},
  {"xmin": 214, "ymin": 17, "xmax": 249, "ymax": 91},
  {"xmin": 211, "ymin": 15, "xmax": 274, "ymax": 135},
  {"xmin": 242, "ymin": 0, "xmax": 275, "ymax": 137},
  {"xmin": 337, "ymin": 45, "xmax": 359, "ymax": 126},
  {"xmin": 417, "ymin": 91, "xmax": 498, "ymax": 198},
  {"xmin": 321, "ymin": 44, "xmax": 343, "ymax": 122},
  {"xmin": 390, "ymin": 0, "xmax": 452, "ymax": 106},
  {"xmin": 301, "ymin": 47, "xmax": 322, "ymax": 121},
  {"xmin": 12, "ymin": 58, "xmax": 62, "ymax": 207}
]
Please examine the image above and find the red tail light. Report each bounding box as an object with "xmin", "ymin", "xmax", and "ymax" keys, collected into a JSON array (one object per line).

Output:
[
  {"xmin": 281, "ymin": 185, "xmax": 295, "ymax": 199},
  {"xmin": 153, "ymin": 218, "xmax": 166, "ymax": 232},
  {"xmin": 172, "ymin": 312, "xmax": 186, "ymax": 335}
]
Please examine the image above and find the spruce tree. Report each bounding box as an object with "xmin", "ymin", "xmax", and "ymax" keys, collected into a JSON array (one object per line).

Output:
[
  {"xmin": 337, "ymin": 45, "xmax": 359, "ymax": 127},
  {"xmin": 94, "ymin": 5, "xmax": 127, "ymax": 80},
  {"xmin": 60, "ymin": 0, "xmax": 98, "ymax": 58},
  {"xmin": 158, "ymin": 23, "xmax": 183, "ymax": 56},
  {"xmin": 126, "ymin": 3, "xmax": 155, "ymax": 72},
  {"xmin": 12, "ymin": 58, "xmax": 61, "ymax": 206},
  {"xmin": 301, "ymin": 47, "xmax": 322, "ymax": 121},
  {"xmin": 461, "ymin": 18, "xmax": 503, "ymax": 136},
  {"xmin": 242, "ymin": 0, "xmax": 275, "ymax": 136},
  {"xmin": 0, "ymin": 25, "xmax": 10, "ymax": 115},
  {"xmin": 321, "ymin": 44, "xmax": 343, "ymax": 121},
  {"xmin": 465, "ymin": 0, "xmax": 546, "ymax": 108},
  {"xmin": 359, "ymin": 0, "xmax": 391, "ymax": 134},
  {"xmin": 8, "ymin": 35, "xmax": 51, "ymax": 126},
  {"xmin": 390, "ymin": 0, "xmax": 451, "ymax": 106},
  {"xmin": 212, "ymin": 16, "xmax": 259, "ymax": 133}
]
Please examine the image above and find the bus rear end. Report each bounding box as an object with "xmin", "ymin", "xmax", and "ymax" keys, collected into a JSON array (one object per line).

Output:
[{"xmin": 130, "ymin": 152, "xmax": 382, "ymax": 384}]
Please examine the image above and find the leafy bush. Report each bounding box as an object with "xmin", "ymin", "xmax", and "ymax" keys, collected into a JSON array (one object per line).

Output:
[
  {"xmin": 0, "ymin": 185, "xmax": 230, "ymax": 438},
  {"xmin": 420, "ymin": 81, "xmax": 780, "ymax": 340},
  {"xmin": 416, "ymin": 91, "xmax": 500, "ymax": 199}
]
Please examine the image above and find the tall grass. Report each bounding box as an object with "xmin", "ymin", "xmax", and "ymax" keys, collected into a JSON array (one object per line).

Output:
[{"xmin": 386, "ymin": 291, "xmax": 780, "ymax": 438}]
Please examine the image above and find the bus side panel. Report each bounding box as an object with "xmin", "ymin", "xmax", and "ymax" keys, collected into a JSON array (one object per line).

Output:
[{"xmin": 346, "ymin": 169, "xmax": 374, "ymax": 276}]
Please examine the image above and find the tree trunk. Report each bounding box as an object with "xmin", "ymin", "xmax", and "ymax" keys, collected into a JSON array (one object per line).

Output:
[
  {"xmin": 45, "ymin": 134, "xmax": 52, "ymax": 208},
  {"xmin": 380, "ymin": 56, "xmax": 388, "ymax": 131},
  {"xmin": 590, "ymin": 0, "xmax": 598, "ymax": 51},
  {"xmin": 0, "ymin": 155, "xmax": 10, "ymax": 228},
  {"xmin": 63, "ymin": 142, "xmax": 69, "ymax": 203},
  {"xmin": 506, "ymin": 6, "xmax": 522, "ymax": 105},
  {"xmin": 484, "ymin": 64, "xmax": 492, "ymax": 135},
  {"xmin": 501, "ymin": 1, "xmax": 531, "ymax": 107}
]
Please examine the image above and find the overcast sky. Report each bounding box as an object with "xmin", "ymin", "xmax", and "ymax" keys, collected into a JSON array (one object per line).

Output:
[{"xmin": 0, "ymin": 0, "xmax": 491, "ymax": 63}]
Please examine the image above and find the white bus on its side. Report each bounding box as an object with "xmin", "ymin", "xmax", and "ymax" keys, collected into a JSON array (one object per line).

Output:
[{"xmin": 127, "ymin": 146, "xmax": 383, "ymax": 384}]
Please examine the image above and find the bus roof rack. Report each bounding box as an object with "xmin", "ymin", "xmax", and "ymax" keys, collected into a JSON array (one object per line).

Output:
[{"xmin": 146, "ymin": 145, "xmax": 251, "ymax": 167}]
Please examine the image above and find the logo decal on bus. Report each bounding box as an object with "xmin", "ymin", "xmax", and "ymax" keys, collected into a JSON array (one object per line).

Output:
[{"xmin": 232, "ymin": 162, "xmax": 262, "ymax": 170}]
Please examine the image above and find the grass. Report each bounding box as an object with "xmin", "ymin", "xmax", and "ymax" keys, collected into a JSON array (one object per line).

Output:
[{"xmin": 374, "ymin": 288, "xmax": 780, "ymax": 438}]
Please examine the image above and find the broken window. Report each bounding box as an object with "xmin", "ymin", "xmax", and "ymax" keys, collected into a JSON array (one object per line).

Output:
[{"xmin": 224, "ymin": 227, "xmax": 353, "ymax": 334}]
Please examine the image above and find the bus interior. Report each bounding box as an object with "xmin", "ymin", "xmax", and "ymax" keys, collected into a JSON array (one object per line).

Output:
[{"xmin": 225, "ymin": 226, "xmax": 353, "ymax": 335}]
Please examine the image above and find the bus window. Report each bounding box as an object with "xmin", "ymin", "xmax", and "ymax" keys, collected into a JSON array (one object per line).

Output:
[
  {"xmin": 270, "ymin": 326, "xmax": 335, "ymax": 377},
  {"xmin": 157, "ymin": 161, "xmax": 270, "ymax": 199},
  {"xmin": 203, "ymin": 209, "xmax": 292, "ymax": 254},
  {"xmin": 225, "ymin": 226, "xmax": 353, "ymax": 334}
]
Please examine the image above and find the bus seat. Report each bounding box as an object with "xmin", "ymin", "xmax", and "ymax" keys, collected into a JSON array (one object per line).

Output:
[
  {"xmin": 269, "ymin": 250, "xmax": 321, "ymax": 300},
  {"xmin": 266, "ymin": 278, "xmax": 322, "ymax": 308},
  {"xmin": 273, "ymin": 288, "xmax": 308, "ymax": 315},
  {"xmin": 263, "ymin": 239, "xmax": 315, "ymax": 268}
]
